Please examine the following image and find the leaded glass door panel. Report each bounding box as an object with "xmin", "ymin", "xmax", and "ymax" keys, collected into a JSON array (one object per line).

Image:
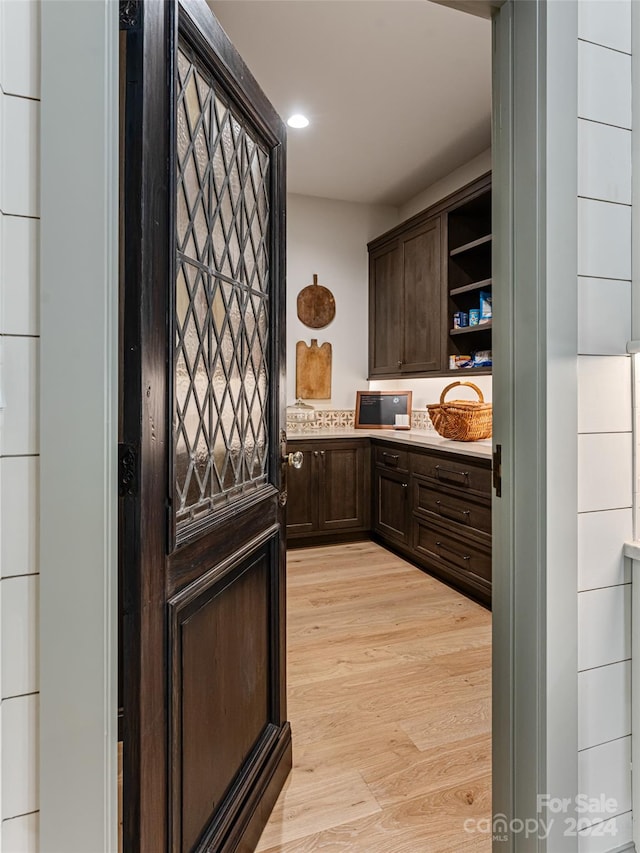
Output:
[
  {"xmin": 120, "ymin": 2, "xmax": 289, "ymax": 851},
  {"xmin": 174, "ymin": 41, "xmax": 272, "ymax": 534}
]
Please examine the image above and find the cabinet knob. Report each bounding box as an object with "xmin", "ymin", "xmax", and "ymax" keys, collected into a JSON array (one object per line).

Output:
[{"xmin": 397, "ymin": 360, "xmax": 402, "ymax": 368}]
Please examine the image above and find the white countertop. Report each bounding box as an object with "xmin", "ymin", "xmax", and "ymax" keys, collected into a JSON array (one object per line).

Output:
[{"xmin": 287, "ymin": 427, "xmax": 493, "ymax": 459}]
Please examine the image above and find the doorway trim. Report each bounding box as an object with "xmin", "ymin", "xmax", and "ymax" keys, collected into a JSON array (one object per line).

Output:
[
  {"xmin": 491, "ymin": 1, "xmax": 580, "ymax": 849},
  {"xmin": 39, "ymin": 1, "xmax": 119, "ymax": 851},
  {"xmin": 37, "ymin": 0, "xmax": 581, "ymax": 849}
]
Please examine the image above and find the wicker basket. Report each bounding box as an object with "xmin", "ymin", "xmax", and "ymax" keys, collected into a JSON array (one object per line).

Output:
[{"xmin": 427, "ymin": 381, "xmax": 492, "ymax": 441}]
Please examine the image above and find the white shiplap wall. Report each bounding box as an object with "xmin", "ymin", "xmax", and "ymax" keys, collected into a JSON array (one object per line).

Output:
[
  {"xmin": 576, "ymin": 2, "xmax": 634, "ymax": 850},
  {"xmin": 0, "ymin": 1, "xmax": 40, "ymax": 850}
]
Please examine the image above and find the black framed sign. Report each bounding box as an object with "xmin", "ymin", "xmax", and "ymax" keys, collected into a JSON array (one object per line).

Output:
[{"xmin": 355, "ymin": 390, "xmax": 413, "ymax": 429}]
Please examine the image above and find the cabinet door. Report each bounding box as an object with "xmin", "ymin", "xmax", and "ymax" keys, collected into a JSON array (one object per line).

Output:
[
  {"xmin": 369, "ymin": 242, "xmax": 402, "ymax": 376},
  {"xmin": 286, "ymin": 446, "xmax": 316, "ymax": 536},
  {"xmin": 402, "ymin": 217, "xmax": 442, "ymax": 373},
  {"xmin": 373, "ymin": 467, "xmax": 410, "ymax": 544},
  {"xmin": 318, "ymin": 445, "xmax": 368, "ymax": 531}
]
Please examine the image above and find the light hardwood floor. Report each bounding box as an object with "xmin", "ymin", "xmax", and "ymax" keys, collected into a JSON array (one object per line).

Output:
[{"xmin": 256, "ymin": 541, "xmax": 492, "ymax": 853}]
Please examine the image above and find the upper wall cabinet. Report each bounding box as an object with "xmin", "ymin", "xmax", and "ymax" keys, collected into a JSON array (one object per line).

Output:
[
  {"xmin": 369, "ymin": 215, "xmax": 442, "ymax": 376},
  {"xmin": 368, "ymin": 173, "xmax": 492, "ymax": 379}
]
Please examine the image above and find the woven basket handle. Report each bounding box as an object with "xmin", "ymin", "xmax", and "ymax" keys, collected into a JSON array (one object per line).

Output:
[{"xmin": 439, "ymin": 381, "xmax": 485, "ymax": 405}]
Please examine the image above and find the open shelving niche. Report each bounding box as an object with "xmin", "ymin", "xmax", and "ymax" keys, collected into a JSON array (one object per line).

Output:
[{"xmin": 446, "ymin": 185, "xmax": 492, "ymax": 375}]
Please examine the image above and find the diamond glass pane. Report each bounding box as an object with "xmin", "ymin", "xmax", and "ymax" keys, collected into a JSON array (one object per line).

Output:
[{"xmin": 175, "ymin": 45, "xmax": 271, "ymax": 529}]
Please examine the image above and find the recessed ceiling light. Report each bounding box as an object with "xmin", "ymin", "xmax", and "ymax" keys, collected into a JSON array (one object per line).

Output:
[{"xmin": 287, "ymin": 114, "xmax": 309, "ymax": 129}]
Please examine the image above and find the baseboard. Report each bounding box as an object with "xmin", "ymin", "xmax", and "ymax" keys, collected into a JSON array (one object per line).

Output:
[
  {"xmin": 610, "ymin": 843, "xmax": 636, "ymax": 853},
  {"xmin": 287, "ymin": 530, "xmax": 369, "ymax": 549}
]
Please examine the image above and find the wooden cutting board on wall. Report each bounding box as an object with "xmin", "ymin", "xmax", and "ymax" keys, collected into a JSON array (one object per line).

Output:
[{"xmin": 296, "ymin": 339, "xmax": 332, "ymax": 399}]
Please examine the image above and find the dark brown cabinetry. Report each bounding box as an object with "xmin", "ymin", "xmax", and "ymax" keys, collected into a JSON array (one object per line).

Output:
[
  {"xmin": 368, "ymin": 173, "xmax": 492, "ymax": 379},
  {"xmin": 286, "ymin": 439, "xmax": 370, "ymax": 546},
  {"xmin": 372, "ymin": 439, "xmax": 492, "ymax": 606},
  {"xmin": 369, "ymin": 216, "xmax": 442, "ymax": 376}
]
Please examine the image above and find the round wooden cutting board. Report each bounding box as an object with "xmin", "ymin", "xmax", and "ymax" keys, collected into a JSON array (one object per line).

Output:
[{"xmin": 296, "ymin": 274, "xmax": 336, "ymax": 329}]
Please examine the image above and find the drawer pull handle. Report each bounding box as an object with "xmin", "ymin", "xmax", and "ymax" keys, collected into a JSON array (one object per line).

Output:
[
  {"xmin": 434, "ymin": 465, "xmax": 469, "ymax": 484},
  {"xmin": 435, "ymin": 541, "xmax": 471, "ymax": 562},
  {"xmin": 383, "ymin": 452, "xmax": 400, "ymax": 464},
  {"xmin": 435, "ymin": 500, "xmax": 471, "ymax": 522}
]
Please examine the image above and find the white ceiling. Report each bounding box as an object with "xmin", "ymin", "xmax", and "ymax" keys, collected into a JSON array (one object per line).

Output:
[{"xmin": 209, "ymin": 1, "xmax": 491, "ymax": 207}]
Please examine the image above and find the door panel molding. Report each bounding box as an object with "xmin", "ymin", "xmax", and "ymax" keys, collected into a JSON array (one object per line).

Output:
[
  {"xmin": 169, "ymin": 521, "xmax": 279, "ymax": 600},
  {"xmin": 169, "ymin": 541, "xmax": 282, "ymax": 850},
  {"xmin": 173, "ymin": 486, "xmax": 280, "ymax": 554}
]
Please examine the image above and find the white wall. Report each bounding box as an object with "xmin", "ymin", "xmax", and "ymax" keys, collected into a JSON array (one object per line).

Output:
[
  {"xmin": 575, "ymin": 2, "xmax": 634, "ymax": 849},
  {"xmin": 399, "ymin": 147, "xmax": 491, "ymax": 222},
  {"xmin": 0, "ymin": 1, "xmax": 41, "ymax": 850},
  {"xmin": 369, "ymin": 374, "xmax": 492, "ymax": 410},
  {"xmin": 287, "ymin": 193, "xmax": 397, "ymax": 410}
]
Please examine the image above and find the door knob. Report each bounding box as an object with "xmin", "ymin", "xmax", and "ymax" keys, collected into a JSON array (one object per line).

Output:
[{"xmin": 285, "ymin": 450, "xmax": 304, "ymax": 469}]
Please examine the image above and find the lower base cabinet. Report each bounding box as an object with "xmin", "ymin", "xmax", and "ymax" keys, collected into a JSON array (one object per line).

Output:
[
  {"xmin": 372, "ymin": 439, "xmax": 492, "ymax": 607},
  {"xmin": 286, "ymin": 439, "xmax": 370, "ymax": 546},
  {"xmin": 286, "ymin": 435, "xmax": 492, "ymax": 607}
]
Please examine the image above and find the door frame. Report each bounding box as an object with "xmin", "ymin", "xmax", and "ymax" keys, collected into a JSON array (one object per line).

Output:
[
  {"xmin": 491, "ymin": 2, "xmax": 580, "ymax": 849},
  {"xmin": 39, "ymin": 1, "xmax": 580, "ymax": 850},
  {"xmin": 39, "ymin": 1, "xmax": 119, "ymax": 851}
]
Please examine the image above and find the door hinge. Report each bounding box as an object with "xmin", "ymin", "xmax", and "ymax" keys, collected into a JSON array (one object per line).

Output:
[
  {"xmin": 120, "ymin": 0, "xmax": 141, "ymax": 30},
  {"xmin": 118, "ymin": 443, "xmax": 138, "ymax": 497},
  {"xmin": 492, "ymin": 444, "xmax": 502, "ymax": 498}
]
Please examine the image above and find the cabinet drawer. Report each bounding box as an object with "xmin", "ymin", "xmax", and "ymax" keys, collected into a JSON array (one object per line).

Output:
[
  {"xmin": 414, "ymin": 520, "xmax": 491, "ymax": 584},
  {"xmin": 411, "ymin": 451, "xmax": 491, "ymax": 496},
  {"xmin": 413, "ymin": 478, "xmax": 491, "ymax": 534},
  {"xmin": 374, "ymin": 445, "xmax": 409, "ymax": 472}
]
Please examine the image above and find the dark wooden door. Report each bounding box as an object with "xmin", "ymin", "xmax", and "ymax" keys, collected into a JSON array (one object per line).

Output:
[
  {"xmin": 120, "ymin": 2, "xmax": 290, "ymax": 851},
  {"xmin": 401, "ymin": 217, "xmax": 441, "ymax": 373}
]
